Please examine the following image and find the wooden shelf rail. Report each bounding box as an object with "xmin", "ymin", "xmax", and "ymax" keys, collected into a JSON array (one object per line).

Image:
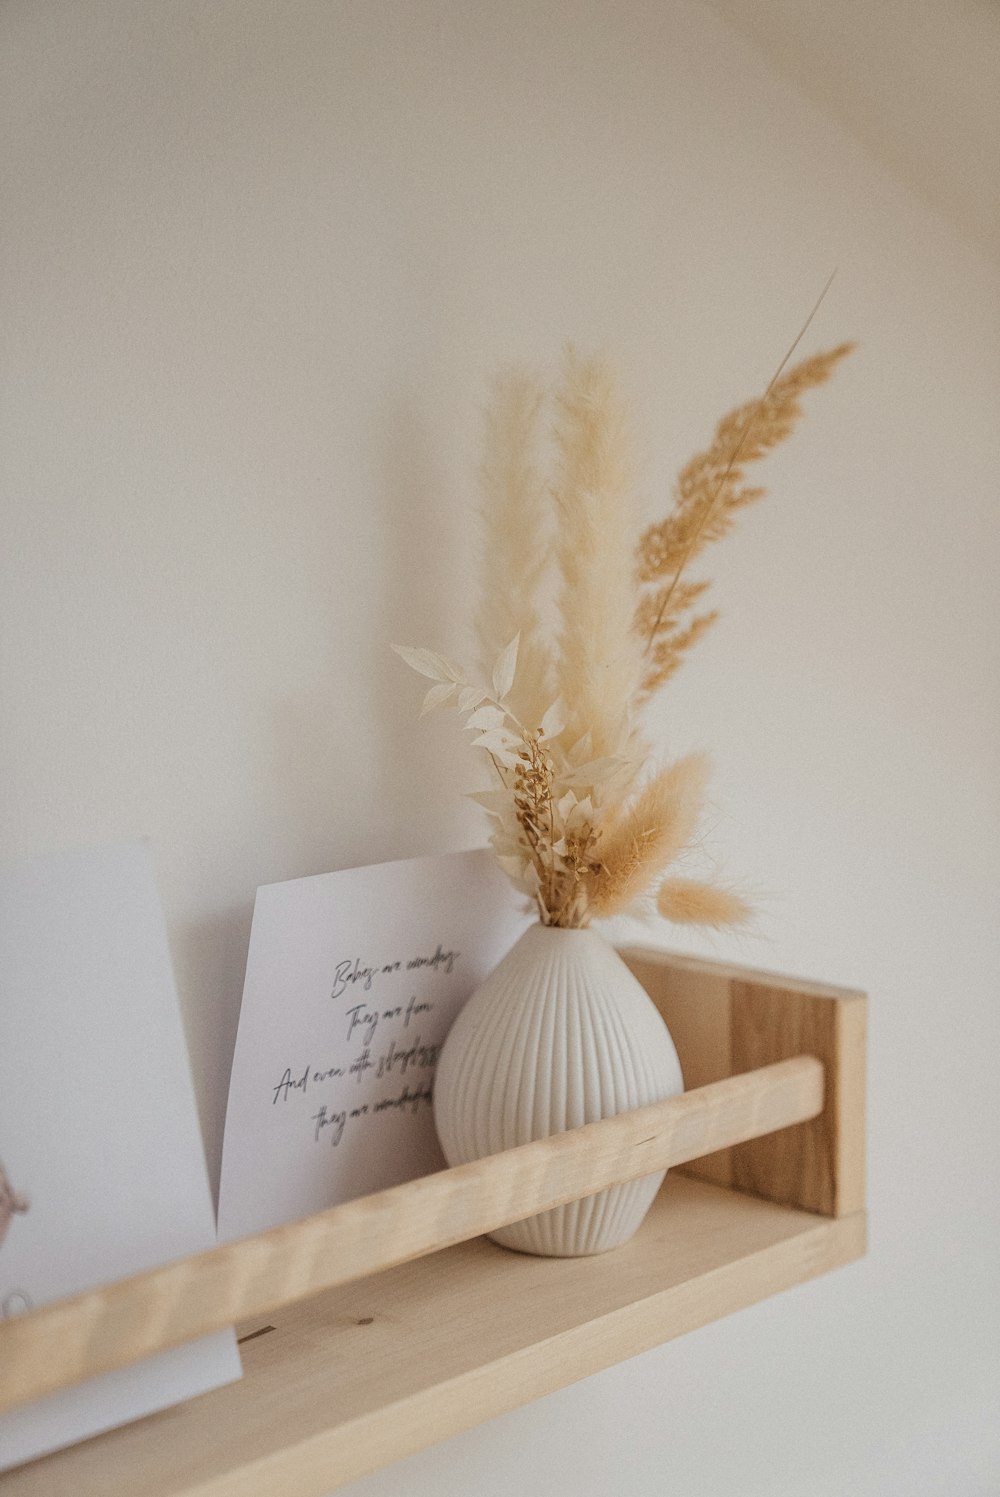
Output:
[
  {"xmin": 0, "ymin": 1054, "xmax": 822, "ymax": 1416},
  {"xmin": 3, "ymin": 949, "xmax": 866, "ymax": 1497}
]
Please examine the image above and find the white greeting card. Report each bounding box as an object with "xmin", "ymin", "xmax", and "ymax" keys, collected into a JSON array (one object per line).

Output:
[
  {"xmin": 0, "ymin": 844, "xmax": 240, "ymax": 1472},
  {"xmin": 217, "ymin": 849, "xmax": 530, "ymax": 1243}
]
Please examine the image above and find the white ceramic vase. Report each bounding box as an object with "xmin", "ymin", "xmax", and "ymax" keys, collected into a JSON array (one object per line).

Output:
[{"xmin": 433, "ymin": 923, "xmax": 683, "ymax": 1257}]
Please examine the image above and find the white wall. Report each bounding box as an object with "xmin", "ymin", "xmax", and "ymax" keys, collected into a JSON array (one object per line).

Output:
[{"xmin": 2, "ymin": 3, "xmax": 998, "ymax": 1493}]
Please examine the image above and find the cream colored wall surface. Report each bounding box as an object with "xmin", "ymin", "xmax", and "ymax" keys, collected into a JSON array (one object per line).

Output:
[
  {"xmin": 2, "ymin": 3, "xmax": 998, "ymax": 1494},
  {"xmin": 705, "ymin": 0, "xmax": 1000, "ymax": 265}
]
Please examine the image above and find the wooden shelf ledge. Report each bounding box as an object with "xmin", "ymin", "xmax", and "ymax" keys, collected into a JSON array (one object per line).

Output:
[
  {"xmin": 0, "ymin": 1057, "xmax": 824, "ymax": 1414},
  {"xmin": 4, "ymin": 1176, "xmax": 866, "ymax": 1497},
  {"xmin": 2, "ymin": 946, "xmax": 867, "ymax": 1495}
]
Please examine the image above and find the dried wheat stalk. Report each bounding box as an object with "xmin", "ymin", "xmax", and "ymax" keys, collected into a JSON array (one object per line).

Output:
[{"xmin": 636, "ymin": 342, "xmax": 855, "ymax": 693}]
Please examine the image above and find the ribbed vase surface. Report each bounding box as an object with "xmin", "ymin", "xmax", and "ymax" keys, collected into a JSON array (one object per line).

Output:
[{"xmin": 433, "ymin": 923, "xmax": 683, "ymax": 1256}]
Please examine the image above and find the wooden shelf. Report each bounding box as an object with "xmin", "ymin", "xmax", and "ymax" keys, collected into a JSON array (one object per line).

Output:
[
  {"xmin": 2, "ymin": 947, "xmax": 866, "ymax": 1495},
  {"xmin": 4, "ymin": 1176, "xmax": 865, "ymax": 1497}
]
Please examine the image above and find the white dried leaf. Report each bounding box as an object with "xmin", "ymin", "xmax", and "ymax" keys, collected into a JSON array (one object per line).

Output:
[
  {"xmin": 495, "ymin": 853, "xmax": 530, "ymax": 887},
  {"xmin": 391, "ymin": 644, "xmax": 465, "ymax": 684},
  {"xmin": 471, "ymin": 728, "xmax": 517, "ymax": 754},
  {"xmin": 420, "ymin": 682, "xmax": 457, "ymax": 716},
  {"xmin": 556, "ymin": 791, "xmax": 577, "ymax": 821},
  {"xmin": 491, "ymin": 829, "xmax": 523, "ymax": 859},
  {"xmin": 539, "ymin": 698, "xmax": 567, "ymax": 741},
  {"xmin": 560, "ymin": 755, "xmax": 625, "ymax": 787},
  {"xmin": 569, "ymin": 795, "xmax": 594, "ymax": 825},
  {"xmin": 458, "ymin": 686, "xmax": 488, "ymax": 713},
  {"xmin": 471, "ymin": 731, "xmax": 519, "ymax": 768},
  {"xmin": 491, "ymin": 634, "xmax": 520, "ymax": 702},
  {"xmin": 465, "ymin": 705, "xmax": 506, "ymax": 732}
]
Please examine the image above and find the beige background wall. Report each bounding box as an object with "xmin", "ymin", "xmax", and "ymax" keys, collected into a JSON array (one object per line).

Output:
[{"xmin": 2, "ymin": 3, "xmax": 998, "ymax": 1493}]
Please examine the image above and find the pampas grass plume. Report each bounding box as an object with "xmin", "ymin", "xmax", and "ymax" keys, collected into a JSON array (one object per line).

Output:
[
  {"xmin": 656, "ymin": 878, "xmax": 751, "ymax": 928},
  {"xmin": 552, "ymin": 348, "xmax": 645, "ymax": 765},
  {"xmin": 590, "ymin": 753, "xmax": 709, "ymax": 918},
  {"xmin": 476, "ymin": 370, "xmax": 554, "ymax": 729}
]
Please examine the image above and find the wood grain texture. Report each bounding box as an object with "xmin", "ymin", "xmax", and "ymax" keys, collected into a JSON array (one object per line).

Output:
[
  {"xmin": 4, "ymin": 1177, "xmax": 866, "ymax": 1497},
  {"xmin": 623, "ymin": 946, "xmax": 866, "ymax": 1002},
  {"xmin": 731, "ymin": 984, "xmax": 867, "ymax": 1216},
  {"xmin": 0, "ymin": 1057, "xmax": 822, "ymax": 1415},
  {"xmin": 622, "ymin": 947, "xmax": 867, "ymax": 1215}
]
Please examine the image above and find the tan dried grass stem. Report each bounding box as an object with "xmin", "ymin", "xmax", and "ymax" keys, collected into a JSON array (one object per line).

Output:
[{"xmin": 637, "ymin": 274, "xmax": 854, "ymax": 696}]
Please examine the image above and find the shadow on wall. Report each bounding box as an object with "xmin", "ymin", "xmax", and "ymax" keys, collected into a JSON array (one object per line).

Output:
[
  {"xmin": 169, "ymin": 385, "xmax": 477, "ymax": 1195},
  {"xmin": 367, "ymin": 389, "xmax": 476, "ymax": 860},
  {"xmin": 170, "ymin": 897, "xmax": 261, "ymax": 1199},
  {"xmin": 249, "ymin": 392, "xmax": 472, "ymax": 880}
]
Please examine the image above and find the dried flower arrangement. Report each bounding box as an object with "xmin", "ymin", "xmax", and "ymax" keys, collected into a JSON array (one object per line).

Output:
[{"xmin": 395, "ymin": 339, "xmax": 853, "ymax": 930}]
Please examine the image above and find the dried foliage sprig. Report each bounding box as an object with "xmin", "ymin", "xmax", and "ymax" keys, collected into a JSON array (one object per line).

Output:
[
  {"xmin": 395, "ymin": 336, "xmax": 852, "ymax": 929},
  {"xmin": 391, "ymin": 636, "xmax": 607, "ymax": 927}
]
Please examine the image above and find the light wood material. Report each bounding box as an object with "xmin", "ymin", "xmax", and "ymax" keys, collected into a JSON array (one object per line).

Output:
[
  {"xmin": 0, "ymin": 1057, "xmax": 822, "ymax": 1415},
  {"xmin": 623, "ymin": 954, "xmax": 734, "ymax": 1186},
  {"xmin": 4, "ymin": 1176, "xmax": 866, "ymax": 1497},
  {"xmin": 621, "ymin": 948, "xmax": 866, "ymax": 1213},
  {"xmin": 3, "ymin": 945, "xmax": 867, "ymax": 1495},
  {"xmin": 730, "ymin": 982, "xmax": 866, "ymax": 1215}
]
